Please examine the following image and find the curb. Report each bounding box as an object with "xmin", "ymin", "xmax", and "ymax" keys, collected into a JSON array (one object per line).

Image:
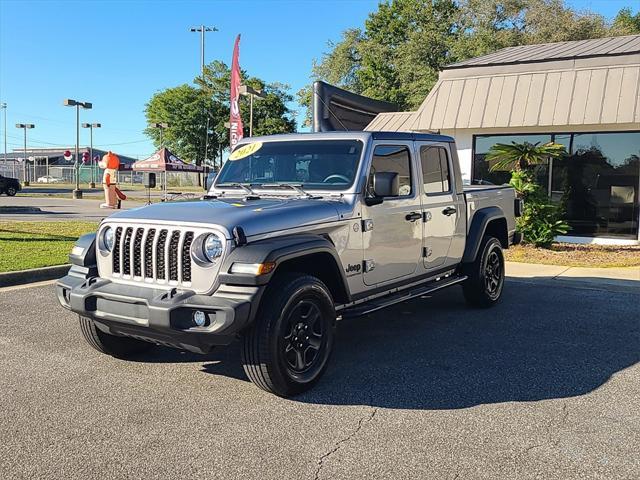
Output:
[
  {"xmin": 0, "ymin": 206, "xmax": 43, "ymax": 214},
  {"xmin": 0, "ymin": 264, "xmax": 70, "ymax": 288}
]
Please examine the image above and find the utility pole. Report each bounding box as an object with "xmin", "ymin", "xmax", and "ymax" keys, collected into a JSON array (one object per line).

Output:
[
  {"xmin": 190, "ymin": 25, "xmax": 217, "ymax": 187},
  {"xmin": 15, "ymin": 123, "xmax": 35, "ymax": 185},
  {"xmin": 64, "ymin": 99, "xmax": 92, "ymax": 199},
  {"xmin": 82, "ymin": 123, "xmax": 101, "ymax": 188},
  {"xmin": 239, "ymin": 85, "xmax": 266, "ymax": 137},
  {"xmin": 1, "ymin": 103, "xmax": 6, "ymax": 164}
]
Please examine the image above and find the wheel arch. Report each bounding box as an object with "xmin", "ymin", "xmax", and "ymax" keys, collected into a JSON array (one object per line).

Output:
[
  {"xmin": 462, "ymin": 207, "xmax": 508, "ymax": 264},
  {"xmin": 218, "ymin": 234, "xmax": 351, "ymax": 304}
]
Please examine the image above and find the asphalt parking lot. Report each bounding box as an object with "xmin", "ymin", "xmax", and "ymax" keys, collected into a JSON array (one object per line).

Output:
[{"xmin": 0, "ymin": 278, "xmax": 638, "ymax": 479}]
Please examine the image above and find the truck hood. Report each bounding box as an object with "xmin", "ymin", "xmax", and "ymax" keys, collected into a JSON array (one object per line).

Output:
[{"xmin": 107, "ymin": 197, "xmax": 343, "ymax": 238}]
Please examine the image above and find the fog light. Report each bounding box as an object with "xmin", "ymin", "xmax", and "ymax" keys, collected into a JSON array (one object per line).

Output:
[{"xmin": 193, "ymin": 310, "xmax": 206, "ymax": 327}]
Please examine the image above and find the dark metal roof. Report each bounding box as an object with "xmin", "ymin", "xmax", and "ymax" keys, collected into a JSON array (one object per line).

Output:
[
  {"xmin": 446, "ymin": 34, "xmax": 640, "ymax": 69},
  {"xmin": 370, "ymin": 131, "xmax": 454, "ymax": 143}
]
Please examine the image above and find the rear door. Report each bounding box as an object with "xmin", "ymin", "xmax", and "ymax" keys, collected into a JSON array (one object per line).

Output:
[
  {"xmin": 361, "ymin": 143, "xmax": 423, "ymax": 286},
  {"xmin": 418, "ymin": 143, "xmax": 460, "ymax": 270}
]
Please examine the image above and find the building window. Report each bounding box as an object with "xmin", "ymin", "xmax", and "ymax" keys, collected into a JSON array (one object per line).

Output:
[
  {"xmin": 420, "ymin": 146, "xmax": 451, "ymax": 194},
  {"xmin": 474, "ymin": 134, "xmax": 551, "ymax": 186},
  {"xmin": 473, "ymin": 132, "xmax": 640, "ymax": 239}
]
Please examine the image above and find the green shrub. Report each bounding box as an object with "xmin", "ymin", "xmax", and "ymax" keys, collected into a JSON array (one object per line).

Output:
[{"xmin": 509, "ymin": 171, "xmax": 570, "ymax": 248}]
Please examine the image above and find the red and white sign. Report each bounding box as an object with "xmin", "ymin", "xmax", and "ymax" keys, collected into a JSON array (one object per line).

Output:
[
  {"xmin": 229, "ymin": 34, "xmax": 244, "ymax": 149},
  {"xmin": 63, "ymin": 150, "xmax": 72, "ymax": 161}
]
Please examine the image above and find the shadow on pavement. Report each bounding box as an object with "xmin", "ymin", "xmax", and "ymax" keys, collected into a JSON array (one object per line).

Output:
[{"xmin": 131, "ymin": 278, "xmax": 640, "ymax": 409}]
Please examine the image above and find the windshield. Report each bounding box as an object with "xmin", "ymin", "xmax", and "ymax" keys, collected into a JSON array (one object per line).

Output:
[{"xmin": 214, "ymin": 139, "xmax": 363, "ymax": 191}]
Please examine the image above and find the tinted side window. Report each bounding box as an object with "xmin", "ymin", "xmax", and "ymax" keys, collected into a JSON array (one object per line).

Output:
[
  {"xmin": 369, "ymin": 145, "xmax": 412, "ymax": 197},
  {"xmin": 420, "ymin": 146, "xmax": 451, "ymax": 194}
]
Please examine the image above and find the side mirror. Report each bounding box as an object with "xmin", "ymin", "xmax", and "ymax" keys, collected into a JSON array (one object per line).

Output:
[{"xmin": 365, "ymin": 172, "xmax": 399, "ymax": 206}]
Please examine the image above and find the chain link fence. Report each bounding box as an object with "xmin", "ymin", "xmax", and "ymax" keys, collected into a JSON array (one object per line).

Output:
[{"xmin": 0, "ymin": 162, "xmax": 203, "ymax": 189}]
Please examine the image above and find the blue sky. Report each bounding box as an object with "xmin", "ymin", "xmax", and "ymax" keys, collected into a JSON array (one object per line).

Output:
[{"xmin": 0, "ymin": 0, "xmax": 637, "ymax": 158}]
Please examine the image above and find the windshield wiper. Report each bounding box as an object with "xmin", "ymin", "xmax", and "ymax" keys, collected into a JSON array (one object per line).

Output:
[
  {"xmin": 216, "ymin": 183, "xmax": 260, "ymax": 198},
  {"xmin": 258, "ymin": 183, "xmax": 319, "ymax": 199}
]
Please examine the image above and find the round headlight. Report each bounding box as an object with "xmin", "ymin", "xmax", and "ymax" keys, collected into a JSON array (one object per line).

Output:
[
  {"xmin": 103, "ymin": 227, "xmax": 114, "ymax": 252},
  {"xmin": 203, "ymin": 234, "xmax": 223, "ymax": 262}
]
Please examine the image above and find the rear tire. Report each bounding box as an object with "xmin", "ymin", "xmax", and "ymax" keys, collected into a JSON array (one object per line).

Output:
[
  {"xmin": 462, "ymin": 236, "xmax": 505, "ymax": 308},
  {"xmin": 241, "ymin": 273, "xmax": 335, "ymax": 397},
  {"xmin": 79, "ymin": 315, "xmax": 153, "ymax": 358}
]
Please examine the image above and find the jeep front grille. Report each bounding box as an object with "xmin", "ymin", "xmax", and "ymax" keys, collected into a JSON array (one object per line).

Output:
[{"xmin": 110, "ymin": 226, "xmax": 195, "ymax": 285}]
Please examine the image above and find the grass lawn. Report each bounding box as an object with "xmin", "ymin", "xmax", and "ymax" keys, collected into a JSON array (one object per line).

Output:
[
  {"xmin": 505, "ymin": 243, "xmax": 640, "ymax": 268},
  {"xmin": 0, "ymin": 221, "xmax": 98, "ymax": 273}
]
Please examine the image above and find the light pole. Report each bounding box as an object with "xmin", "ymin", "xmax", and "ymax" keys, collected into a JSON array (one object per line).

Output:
[
  {"xmin": 239, "ymin": 85, "xmax": 267, "ymax": 137},
  {"xmin": 82, "ymin": 122, "xmax": 101, "ymax": 188},
  {"xmin": 189, "ymin": 25, "xmax": 218, "ymax": 78},
  {"xmin": 1, "ymin": 103, "xmax": 6, "ymax": 164},
  {"xmin": 190, "ymin": 25, "xmax": 217, "ymax": 184},
  {"xmin": 15, "ymin": 123, "xmax": 35, "ymax": 185},
  {"xmin": 150, "ymin": 122, "xmax": 170, "ymax": 148},
  {"xmin": 64, "ymin": 99, "xmax": 92, "ymax": 199}
]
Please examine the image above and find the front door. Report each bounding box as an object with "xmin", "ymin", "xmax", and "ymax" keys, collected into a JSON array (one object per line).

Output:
[
  {"xmin": 362, "ymin": 143, "xmax": 423, "ymax": 286},
  {"xmin": 418, "ymin": 143, "xmax": 459, "ymax": 270}
]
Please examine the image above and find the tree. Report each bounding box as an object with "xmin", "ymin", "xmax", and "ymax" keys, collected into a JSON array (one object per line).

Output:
[
  {"xmin": 145, "ymin": 61, "xmax": 295, "ymax": 167},
  {"xmin": 611, "ymin": 7, "xmax": 640, "ymax": 35},
  {"xmin": 299, "ymin": 0, "xmax": 632, "ymax": 123}
]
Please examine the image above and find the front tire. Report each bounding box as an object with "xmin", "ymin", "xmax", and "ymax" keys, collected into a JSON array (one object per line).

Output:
[
  {"xmin": 79, "ymin": 315, "xmax": 153, "ymax": 358},
  {"xmin": 6, "ymin": 186, "xmax": 17, "ymax": 196},
  {"xmin": 241, "ymin": 273, "xmax": 335, "ymax": 397},
  {"xmin": 462, "ymin": 236, "xmax": 505, "ymax": 308}
]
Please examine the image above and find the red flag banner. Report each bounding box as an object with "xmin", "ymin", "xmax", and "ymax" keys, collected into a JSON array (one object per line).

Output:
[{"xmin": 229, "ymin": 34, "xmax": 244, "ymax": 148}]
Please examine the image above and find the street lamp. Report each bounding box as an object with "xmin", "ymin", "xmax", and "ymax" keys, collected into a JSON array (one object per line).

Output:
[
  {"xmin": 82, "ymin": 122, "xmax": 101, "ymax": 188},
  {"xmin": 15, "ymin": 123, "xmax": 35, "ymax": 185},
  {"xmin": 150, "ymin": 122, "xmax": 170, "ymax": 148},
  {"xmin": 239, "ymin": 85, "xmax": 267, "ymax": 137},
  {"xmin": 189, "ymin": 25, "xmax": 218, "ymax": 78},
  {"xmin": 64, "ymin": 98, "xmax": 92, "ymax": 199},
  {"xmin": 1, "ymin": 103, "xmax": 7, "ymax": 164}
]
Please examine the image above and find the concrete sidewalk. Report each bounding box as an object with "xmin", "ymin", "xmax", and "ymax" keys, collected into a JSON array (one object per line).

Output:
[{"xmin": 506, "ymin": 261, "xmax": 640, "ymax": 292}]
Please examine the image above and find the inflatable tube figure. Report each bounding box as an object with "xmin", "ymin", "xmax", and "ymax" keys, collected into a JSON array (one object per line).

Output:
[{"xmin": 99, "ymin": 151, "xmax": 126, "ymax": 209}]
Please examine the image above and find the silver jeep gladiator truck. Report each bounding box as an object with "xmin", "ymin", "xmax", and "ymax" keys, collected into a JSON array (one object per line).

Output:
[{"xmin": 57, "ymin": 131, "xmax": 521, "ymax": 397}]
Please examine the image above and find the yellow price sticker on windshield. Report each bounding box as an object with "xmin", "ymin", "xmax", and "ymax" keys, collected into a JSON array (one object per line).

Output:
[{"xmin": 229, "ymin": 142, "xmax": 263, "ymax": 161}]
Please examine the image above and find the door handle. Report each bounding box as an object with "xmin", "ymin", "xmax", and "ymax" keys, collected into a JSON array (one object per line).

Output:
[
  {"xmin": 405, "ymin": 212, "xmax": 422, "ymax": 222},
  {"xmin": 442, "ymin": 207, "xmax": 457, "ymax": 216}
]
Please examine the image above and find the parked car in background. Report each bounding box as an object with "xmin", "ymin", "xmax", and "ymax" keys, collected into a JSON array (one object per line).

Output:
[
  {"xmin": 36, "ymin": 175, "xmax": 64, "ymax": 184},
  {"xmin": 0, "ymin": 174, "xmax": 21, "ymax": 196}
]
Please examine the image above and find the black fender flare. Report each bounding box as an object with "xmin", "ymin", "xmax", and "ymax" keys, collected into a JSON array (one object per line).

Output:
[
  {"xmin": 69, "ymin": 232, "xmax": 98, "ymax": 278},
  {"xmin": 218, "ymin": 233, "xmax": 351, "ymax": 298},
  {"xmin": 462, "ymin": 206, "xmax": 507, "ymax": 263}
]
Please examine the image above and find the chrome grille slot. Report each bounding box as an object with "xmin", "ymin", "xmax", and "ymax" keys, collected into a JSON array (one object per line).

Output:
[
  {"xmin": 168, "ymin": 231, "xmax": 181, "ymax": 281},
  {"xmin": 182, "ymin": 232, "xmax": 194, "ymax": 282},
  {"xmin": 112, "ymin": 227, "xmax": 123, "ymax": 274},
  {"xmin": 122, "ymin": 227, "xmax": 133, "ymax": 276},
  {"xmin": 156, "ymin": 229, "xmax": 168, "ymax": 280},
  {"xmin": 143, "ymin": 229, "xmax": 156, "ymax": 278},
  {"xmin": 133, "ymin": 228, "xmax": 144, "ymax": 277}
]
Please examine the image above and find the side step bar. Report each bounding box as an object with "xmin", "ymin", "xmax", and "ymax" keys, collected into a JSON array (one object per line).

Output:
[{"xmin": 341, "ymin": 275, "xmax": 468, "ymax": 319}]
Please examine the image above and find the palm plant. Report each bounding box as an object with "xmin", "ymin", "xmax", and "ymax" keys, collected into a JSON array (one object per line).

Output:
[
  {"xmin": 487, "ymin": 141, "xmax": 566, "ymax": 172},
  {"xmin": 486, "ymin": 141, "xmax": 570, "ymax": 248}
]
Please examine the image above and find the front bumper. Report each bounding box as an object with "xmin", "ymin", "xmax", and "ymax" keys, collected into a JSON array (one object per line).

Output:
[{"xmin": 57, "ymin": 267, "xmax": 262, "ymax": 354}]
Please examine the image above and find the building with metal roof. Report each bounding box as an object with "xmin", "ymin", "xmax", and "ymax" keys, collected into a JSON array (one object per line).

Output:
[{"xmin": 366, "ymin": 34, "xmax": 640, "ymax": 244}]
